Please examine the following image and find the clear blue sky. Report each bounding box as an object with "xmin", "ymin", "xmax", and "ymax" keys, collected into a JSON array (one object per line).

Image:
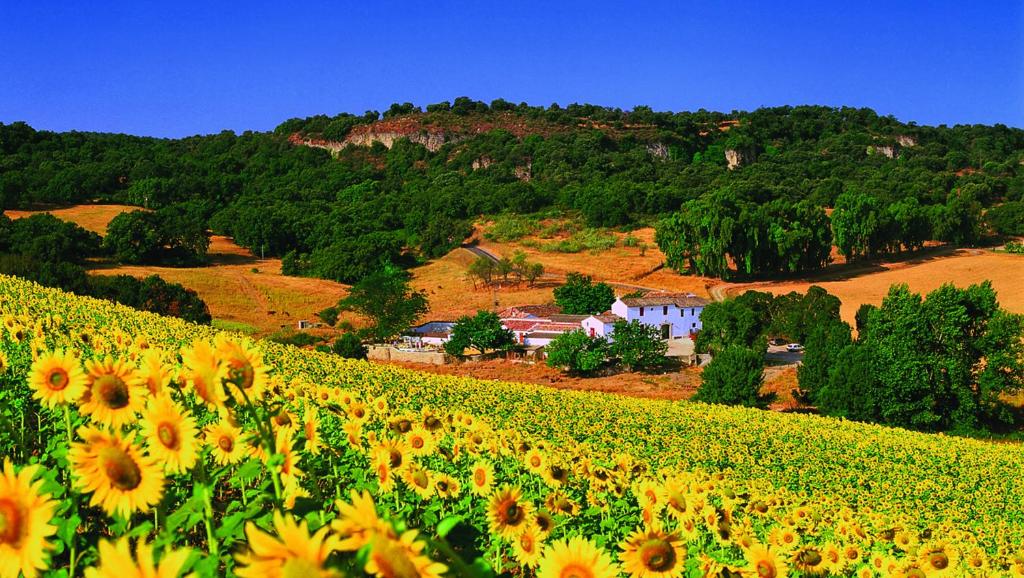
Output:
[{"xmin": 1, "ymin": 1, "xmax": 1021, "ymax": 137}]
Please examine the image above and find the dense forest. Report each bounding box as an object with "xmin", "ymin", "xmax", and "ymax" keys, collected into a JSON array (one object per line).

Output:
[{"xmin": 2, "ymin": 99, "xmax": 1023, "ymax": 283}]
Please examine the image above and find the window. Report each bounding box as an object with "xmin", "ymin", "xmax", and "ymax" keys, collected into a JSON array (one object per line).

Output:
[
  {"xmin": 639, "ymin": 307, "xmax": 644, "ymax": 316},
  {"xmin": 690, "ymin": 308, "xmax": 695, "ymax": 316},
  {"xmin": 663, "ymin": 305, "xmax": 668, "ymax": 315},
  {"xmin": 692, "ymin": 322, "xmax": 697, "ymax": 328}
]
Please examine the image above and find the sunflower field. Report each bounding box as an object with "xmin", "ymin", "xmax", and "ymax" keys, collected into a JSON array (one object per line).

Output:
[{"xmin": 1, "ymin": 274, "xmax": 1023, "ymax": 578}]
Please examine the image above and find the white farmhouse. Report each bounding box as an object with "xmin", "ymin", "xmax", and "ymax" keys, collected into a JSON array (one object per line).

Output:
[{"xmin": 608, "ymin": 293, "xmax": 709, "ymax": 339}]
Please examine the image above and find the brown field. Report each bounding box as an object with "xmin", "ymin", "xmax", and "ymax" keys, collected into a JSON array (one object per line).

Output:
[
  {"xmin": 722, "ymin": 248, "xmax": 1024, "ymax": 326},
  {"xmin": 5, "ymin": 205, "xmax": 348, "ymax": 336}
]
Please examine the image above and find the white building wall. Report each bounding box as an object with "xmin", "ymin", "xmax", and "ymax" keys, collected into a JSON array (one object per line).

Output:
[
  {"xmin": 611, "ymin": 299, "xmax": 704, "ymax": 339},
  {"xmin": 581, "ymin": 317, "xmax": 615, "ymax": 337}
]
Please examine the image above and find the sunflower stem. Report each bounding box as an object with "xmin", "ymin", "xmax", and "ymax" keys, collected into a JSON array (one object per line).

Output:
[
  {"xmin": 196, "ymin": 458, "xmax": 220, "ymax": 558},
  {"xmin": 62, "ymin": 404, "xmax": 80, "ymax": 578}
]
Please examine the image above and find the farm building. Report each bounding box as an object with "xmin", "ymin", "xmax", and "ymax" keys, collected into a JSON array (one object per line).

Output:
[{"xmin": 610, "ymin": 293, "xmax": 708, "ymax": 339}]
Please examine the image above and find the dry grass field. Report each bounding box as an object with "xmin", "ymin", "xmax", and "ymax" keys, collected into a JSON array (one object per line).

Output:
[
  {"xmin": 724, "ymin": 248, "xmax": 1024, "ymax": 326},
  {"xmin": 5, "ymin": 205, "xmax": 348, "ymax": 335}
]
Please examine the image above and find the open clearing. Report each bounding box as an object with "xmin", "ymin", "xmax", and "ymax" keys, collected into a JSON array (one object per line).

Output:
[
  {"xmin": 5, "ymin": 205, "xmax": 348, "ymax": 336},
  {"xmin": 722, "ymin": 248, "xmax": 1024, "ymax": 326}
]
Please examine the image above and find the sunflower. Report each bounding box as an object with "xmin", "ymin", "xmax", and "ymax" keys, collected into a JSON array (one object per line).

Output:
[
  {"xmin": 768, "ymin": 527, "xmax": 800, "ymax": 552},
  {"xmin": 364, "ymin": 530, "xmax": 447, "ymax": 578},
  {"xmin": 538, "ymin": 536, "xmax": 619, "ymax": 578},
  {"xmin": 79, "ymin": 357, "xmax": 147, "ymax": 429},
  {"xmin": 370, "ymin": 395, "xmax": 389, "ymax": 416},
  {"xmin": 370, "ymin": 451, "xmax": 397, "ymax": 494},
  {"xmin": 470, "ymin": 460, "xmax": 495, "ymax": 496},
  {"xmin": 487, "ymin": 485, "xmax": 534, "ymax": 539},
  {"xmin": 235, "ymin": 511, "xmax": 340, "ymax": 578},
  {"xmin": 348, "ymin": 401, "xmax": 369, "ymax": 423},
  {"xmin": 28, "ymin": 350, "xmax": 88, "ymax": 408},
  {"xmin": 893, "ymin": 530, "xmax": 918, "ymax": 552},
  {"xmin": 619, "ymin": 526, "xmax": 686, "ymax": 578},
  {"xmin": 791, "ymin": 545, "xmax": 829, "ymax": 576},
  {"xmin": 542, "ymin": 463, "xmax": 570, "ymax": 488},
  {"xmin": 743, "ymin": 544, "xmax": 787, "ymax": 578},
  {"xmin": 0, "ymin": 351, "xmax": 8, "ymax": 375},
  {"xmin": 524, "ymin": 448, "xmax": 547, "ymax": 474},
  {"xmin": 180, "ymin": 341, "xmax": 226, "ymax": 409},
  {"xmin": 270, "ymin": 408, "xmax": 298, "ymax": 435},
  {"xmin": 138, "ymin": 394, "xmax": 199, "ymax": 475},
  {"xmin": 333, "ymin": 490, "xmax": 393, "ymax": 552},
  {"xmin": 511, "ymin": 524, "xmax": 544, "ymax": 568},
  {"xmin": 372, "ymin": 438, "xmax": 410, "ymax": 474},
  {"xmin": 534, "ymin": 509, "xmax": 556, "ymax": 538},
  {"xmin": 433, "ymin": 474, "xmax": 461, "ymax": 500},
  {"xmin": 545, "ymin": 490, "xmax": 580, "ymax": 517},
  {"xmin": 137, "ymin": 351, "xmax": 171, "ymax": 396},
  {"xmin": 917, "ymin": 540, "xmax": 958, "ymax": 576},
  {"xmin": 403, "ymin": 465, "xmax": 434, "ymax": 501},
  {"xmin": 268, "ymin": 428, "xmax": 303, "ymax": 486},
  {"xmin": 964, "ymin": 548, "xmax": 988, "ymax": 572},
  {"xmin": 82, "ymin": 537, "xmax": 191, "ymax": 578},
  {"xmin": 0, "ymin": 460, "xmax": 58, "ymax": 578},
  {"xmin": 69, "ymin": 426, "xmax": 165, "ymax": 518},
  {"xmin": 303, "ymin": 408, "xmax": 322, "ymax": 456},
  {"xmin": 214, "ymin": 335, "xmax": 269, "ymax": 404},
  {"xmin": 343, "ymin": 421, "xmax": 363, "ymax": 450},
  {"xmin": 404, "ymin": 426, "xmax": 435, "ymax": 457},
  {"xmin": 204, "ymin": 421, "xmax": 246, "ymax": 465}
]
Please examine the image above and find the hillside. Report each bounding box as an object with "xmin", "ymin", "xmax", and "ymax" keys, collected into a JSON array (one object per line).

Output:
[
  {"xmin": 3, "ymin": 273, "xmax": 1022, "ymax": 547},
  {"xmin": 3, "ymin": 101, "xmax": 1022, "ymax": 288}
]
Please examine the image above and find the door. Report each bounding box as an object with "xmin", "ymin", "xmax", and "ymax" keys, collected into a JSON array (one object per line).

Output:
[{"xmin": 661, "ymin": 324, "xmax": 670, "ymax": 339}]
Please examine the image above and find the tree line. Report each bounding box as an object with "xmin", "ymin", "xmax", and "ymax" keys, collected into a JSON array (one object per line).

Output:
[
  {"xmin": 694, "ymin": 284, "xmax": 1024, "ymax": 434},
  {"xmin": 2, "ymin": 102, "xmax": 1022, "ymax": 286},
  {"xmin": 0, "ymin": 213, "xmax": 211, "ymax": 324}
]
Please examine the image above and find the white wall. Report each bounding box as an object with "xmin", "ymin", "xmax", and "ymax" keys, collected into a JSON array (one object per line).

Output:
[
  {"xmin": 581, "ymin": 317, "xmax": 615, "ymax": 338},
  {"xmin": 612, "ymin": 299, "xmax": 703, "ymax": 339}
]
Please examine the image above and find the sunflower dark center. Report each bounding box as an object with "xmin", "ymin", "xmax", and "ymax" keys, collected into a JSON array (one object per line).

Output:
[
  {"xmin": 668, "ymin": 492, "xmax": 686, "ymax": 512},
  {"xmin": 95, "ymin": 375, "xmax": 130, "ymax": 409},
  {"xmin": 502, "ymin": 501, "xmax": 524, "ymax": 525},
  {"xmin": 100, "ymin": 446, "xmax": 142, "ymax": 490},
  {"xmin": 157, "ymin": 423, "xmax": 179, "ymax": 449},
  {"xmin": 388, "ymin": 449, "xmax": 403, "ymax": 468},
  {"xmin": 274, "ymin": 413, "xmax": 292, "ymax": 427},
  {"xmin": 906, "ymin": 569, "xmax": 927, "ymax": 578},
  {"xmin": 424, "ymin": 416, "xmax": 441, "ymax": 430},
  {"xmin": 218, "ymin": 435, "xmax": 234, "ymax": 452},
  {"xmin": 474, "ymin": 469, "xmax": 487, "ymax": 485},
  {"xmin": 0, "ymin": 498, "xmax": 24, "ymax": 545},
  {"xmin": 436, "ymin": 480, "xmax": 449, "ymax": 492},
  {"xmin": 47, "ymin": 368, "xmax": 69, "ymax": 390},
  {"xmin": 756, "ymin": 560, "xmax": 776, "ymax": 578},
  {"xmin": 411, "ymin": 437, "xmax": 424, "ymax": 449},
  {"xmin": 640, "ymin": 539, "xmax": 676, "ymax": 571},
  {"xmin": 930, "ymin": 552, "xmax": 949, "ymax": 570}
]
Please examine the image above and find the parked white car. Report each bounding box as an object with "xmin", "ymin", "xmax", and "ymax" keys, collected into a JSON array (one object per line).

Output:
[{"xmin": 786, "ymin": 343, "xmax": 804, "ymax": 352}]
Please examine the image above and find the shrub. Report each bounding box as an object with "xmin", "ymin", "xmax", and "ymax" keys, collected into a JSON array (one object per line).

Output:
[{"xmin": 695, "ymin": 345, "xmax": 770, "ymax": 408}]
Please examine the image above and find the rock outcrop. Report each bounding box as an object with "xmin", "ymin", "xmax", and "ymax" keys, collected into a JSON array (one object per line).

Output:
[{"xmin": 725, "ymin": 148, "xmax": 755, "ymax": 170}]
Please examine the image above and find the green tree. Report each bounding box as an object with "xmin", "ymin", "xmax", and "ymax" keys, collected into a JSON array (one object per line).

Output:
[
  {"xmin": 545, "ymin": 330, "xmax": 609, "ymax": 374},
  {"xmin": 694, "ymin": 345, "xmax": 769, "ymax": 408},
  {"xmin": 336, "ymin": 264, "xmax": 428, "ymax": 342},
  {"xmin": 797, "ymin": 318, "xmax": 852, "ymax": 402},
  {"xmin": 694, "ymin": 296, "xmax": 768, "ymax": 355},
  {"xmin": 317, "ymin": 306, "xmax": 339, "ymax": 327},
  {"xmin": 609, "ymin": 319, "xmax": 668, "ymax": 371},
  {"xmin": 553, "ymin": 272, "xmax": 615, "ymax": 315},
  {"xmin": 444, "ymin": 310, "xmax": 515, "ymax": 355},
  {"xmin": 815, "ymin": 343, "xmax": 880, "ymax": 421}
]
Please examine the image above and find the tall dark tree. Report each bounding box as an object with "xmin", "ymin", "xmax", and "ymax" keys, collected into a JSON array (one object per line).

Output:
[{"xmin": 553, "ymin": 272, "xmax": 615, "ymax": 315}]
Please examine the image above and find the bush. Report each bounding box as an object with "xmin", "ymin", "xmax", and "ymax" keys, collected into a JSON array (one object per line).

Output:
[
  {"xmin": 317, "ymin": 306, "xmax": 339, "ymax": 327},
  {"xmin": 268, "ymin": 331, "xmax": 321, "ymax": 348},
  {"xmin": 444, "ymin": 311, "xmax": 515, "ymax": 355},
  {"xmin": 483, "ymin": 215, "xmax": 537, "ymax": 242},
  {"xmin": 609, "ymin": 319, "xmax": 667, "ymax": 371},
  {"xmin": 694, "ymin": 345, "xmax": 770, "ymax": 408},
  {"xmin": 546, "ymin": 330, "xmax": 608, "ymax": 374},
  {"xmin": 1006, "ymin": 241, "xmax": 1024, "ymax": 254},
  {"xmin": 332, "ymin": 332, "xmax": 367, "ymax": 359}
]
